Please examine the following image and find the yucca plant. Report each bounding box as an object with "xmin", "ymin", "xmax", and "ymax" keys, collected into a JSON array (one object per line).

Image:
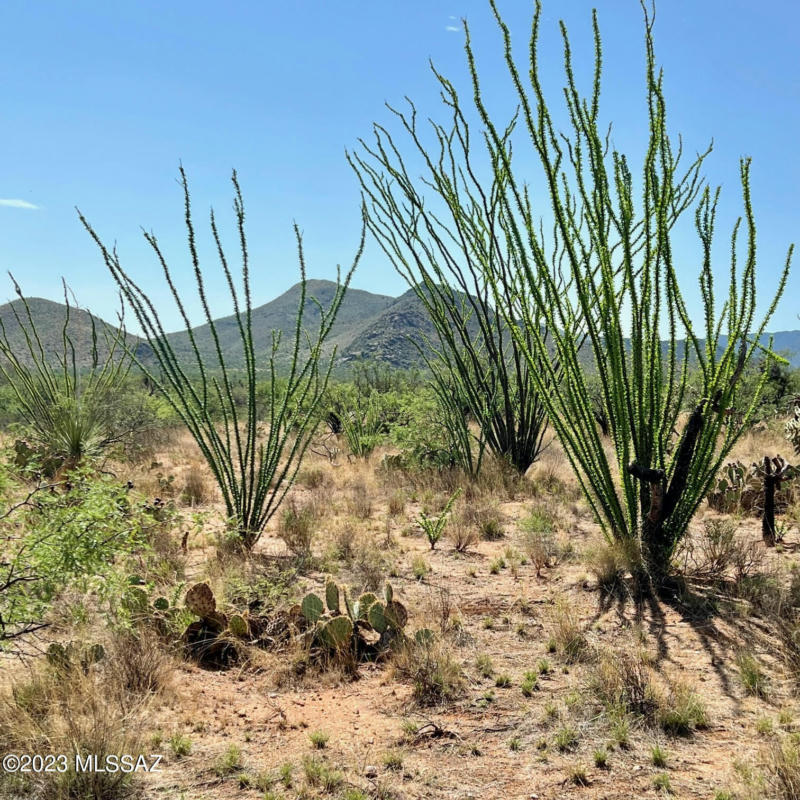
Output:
[
  {"xmin": 0, "ymin": 278, "xmax": 132, "ymax": 467},
  {"xmin": 368, "ymin": 0, "xmax": 792, "ymax": 591},
  {"xmin": 81, "ymin": 168, "xmax": 362, "ymax": 548}
]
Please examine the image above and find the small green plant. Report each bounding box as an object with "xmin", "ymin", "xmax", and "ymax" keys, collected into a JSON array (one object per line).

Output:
[
  {"xmin": 736, "ymin": 650, "xmax": 769, "ymax": 698},
  {"xmin": 489, "ymin": 557, "xmax": 505, "ymax": 574},
  {"xmin": 653, "ymin": 773, "xmax": 672, "ymax": 793},
  {"xmin": 476, "ymin": 654, "xmax": 494, "ymax": 678},
  {"xmin": 521, "ymin": 672, "xmax": 538, "ymax": 696},
  {"xmin": 537, "ymin": 659, "xmax": 552, "ymax": 675},
  {"xmin": 609, "ymin": 713, "xmax": 631, "ymax": 749},
  {"xmin": 278, "ymin": 762, "xmax": 293, "ymax": 788},
  {"xmin": 411, "ymin": 555, "xmax": 429, "ymax": 581},
  {"xmin": 593, "ymin": 747, "xmax": 609, "ymax": 769},
  {"xmin": 495, "ymin": 673, "xmax": 512, "ymax": 688},
  {"xmin": 169, "ymin": 733, "xmax": 192, "ymax": 758},
  {"xmin": 651, "ymin": 744, "xmax": 668, "ymax": 767},
  {"xmin": 418, "ymin": 489, "xmax": 462, "ymax": 549},
  {"xmin": 509, "ymin": 736, "xmax": 522, "ymax": 752},
  {"xmin": 756, "ymin": 716, "xmax": 774, "ymax": 735},
  {"xmin": 308, "ymin": 730, "xmax": 329, "ymax": 749},
  {"xmin": 554, "ymin": 725, "xmax": 578, "ymax": 751},
  {"xmin": 382, "ymin": 749, "xmax": 404, "ymax": 771},
  {"xmin": 214, "ymin": 744, "xmax": 243, "ymax": 777},
  {"xmin": 657, "ymin": 683, "xmax": 708, "ymax": 736},
  {"xmin": 302, "ymin": 756, "xmax": 343, "ymax": 792},
  {"xmin": 568, "ymin": 764, "xmax": 589, "ymax": 786}
]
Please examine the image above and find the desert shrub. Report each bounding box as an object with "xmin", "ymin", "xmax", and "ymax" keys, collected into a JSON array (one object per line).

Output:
[
  {"xmin": 387, "ymin": 489, "xmax": 406, "ymax": 517},
  {"xmin": 449, "ymin": 519, "xmax": 478, "ymax": 553},
  {"xmin": 458, "ymin": 503, "xmax": 505, "ymax": 541},
  {"xmin": 335, "ymin": 392, "xmax": 384, "ymax": 458},
  {"xmin": 351, "ymin": 543, "xmax": 388, "ymax": 592},
  {"xmin": 347, "ymin": 480, "xmax": 373, "ymax": 519},
  {"xmin": 82, "ymin": 168, "xmax": 363, "ymax": 548},
  {"xmin": 520, "ymin": 507, "xmax": 562, "ymax": 577},
  {"xmin": 387, "ymin": 390, "xmax": 476, "ymax": 473},
  {"xmin": 354, "ymin": 0, "xmax": 792, "ymax": 592},
  {"xmin": 0, "ymin": 465, "xmax": 168, "ymax": 648},
  {"xmin": 393, "ymin": 638, "xmax": 465, "ymax": 706},
  {"xmin": 297, "ymin": 466, "xmax": 326, "ymax": 490},
  {"xmin": 104, "ymin": 629, "xmax": 175, "ymax": 706}
]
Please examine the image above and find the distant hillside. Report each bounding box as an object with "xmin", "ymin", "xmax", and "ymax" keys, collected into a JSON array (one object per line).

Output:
[
  {"xmin": 3, "ymin": 285, "xmax": 799, "ymax": 373},
  {"xmin": 0, "ymin": 297, "xmax": 137, "ymax": 369},
  {"xmin": 161, "ymin": 279, "xmax": 396, "ymax": 367}
]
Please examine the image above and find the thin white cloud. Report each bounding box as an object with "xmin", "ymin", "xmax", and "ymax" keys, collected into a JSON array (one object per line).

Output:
[
  {"xmin": 0, "ymin": 198, "xmax": 39, "ymax": 210},
  {"xmin": 446, "ymin": 24, "xmax": 461, "ymax": 32}
]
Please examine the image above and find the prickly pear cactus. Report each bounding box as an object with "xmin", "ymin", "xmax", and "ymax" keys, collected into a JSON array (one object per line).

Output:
[
  {"xmin": 368, "ymin": 601, "xmax": 388, "ymax": 633},
  {"xmin": 301, "ymin": 593, "xmax": 324, "ymax": 624},
  {"xmin": 384, "ymin": 600, "xmax": 408, "ymax": 630},
  {"xmin": 153, "ymin": 596, "xmax": 170, "ymax": 611},
  {"xmin": 320, "ymin": 616, "xmax": 353, "ymax": 650},
  {"xmin": 325, "ymin": 579, "xmax": 340, "ymax": 613},
  {"xmin": 354, "ymin": 592, "xmax": 378, "ymax": 621},
  {"xmin": 228, "ymin": 614, "xmax": 250, "ymax": 639},
  {"xmin": 707, "ymin": 461, "xmax": 761, "ymax": 513},
  {"xmin": 185, "ymin": 582, "xmax": 216, "ymax": 618},
  {"xmin": 298, "ymin": 579, "xmax": 409, "ymax": 662}
]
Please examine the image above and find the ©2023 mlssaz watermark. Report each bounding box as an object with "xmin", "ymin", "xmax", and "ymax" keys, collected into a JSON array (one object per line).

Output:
[{"xmin": 2, "ymin": 753, "xmax": 163, "ymax": 774}]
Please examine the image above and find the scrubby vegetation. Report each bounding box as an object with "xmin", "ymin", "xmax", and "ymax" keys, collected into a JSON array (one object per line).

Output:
[{"xmin": 2, "ymin": 2, "xmax": 799, "ymax": 799}]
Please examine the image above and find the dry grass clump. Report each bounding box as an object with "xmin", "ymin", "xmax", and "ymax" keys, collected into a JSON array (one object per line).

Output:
[
  {"xmin": 331, "ymin": 521, "xmax": 359, "ymax": 562},
  {"xmin": 180, "ymin": 462, "xmax": 214, "ymax": 506},
  {"xmin": 678, "ymin": 517, "xmax": 765, "ymax": 583},
  {"xmin": 347, "ymin": 480, "xmax": 374, "ymax": 519},
  {"xmin": 550, "ymin": 600, "xmax": 591, "ymax": 663},
  {"xmin": 104, "ymin": 628, "xmax": 176, "ymax": 707},
  {"xmin": 448, "ymin": 518, "xmax": 478, "ymax": 553},
  {"xmin": 279, "ymin": 497, "xmax": 320, "ymax": 558},
  {"xmin": 351, "ymin": 542, "xmax": 389, "ymax": 592},
  {"xmin": 0, "ymin": 661, "xmax": 148, "ymax": 800},
  {"xmin": 591, "ymin": 647, "xmax": 657, "ymax": 718},
  {"xmin": 296, "ymin": 466, "xmax": 328, "ymax": 490},
  {"xmin": 586, "ymin": 540, "xmax": 630, "ymax": 596},
  {"xmin": 590, "ymin": 646, "xmax": 707, "ymax": 736},
  {"xmin": 458, "ymin": 503, "xmax": 505, "ymax": 541},
  {"xmin": 388, "ymin": 489, "xmax": 406, "ymax": 517},
  {"xmin": 654, "ymin": 679, "xmax": 709, "ymax": 736},
  {"xmin": 760, "ymin": 734, "xmax": 800, "ymax": 800},
  {"xmin": 520, "ymin": 506, "xmax": 564, "ymax": 577},
  {"xmin": 392, "ymin": 638, "xmax": 465, "ymax": 706}
]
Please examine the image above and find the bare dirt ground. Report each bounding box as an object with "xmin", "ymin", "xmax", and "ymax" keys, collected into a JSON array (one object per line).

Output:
[{"xmin": 4, "ymin": 425, "xmax": 800, "ymax": 800}]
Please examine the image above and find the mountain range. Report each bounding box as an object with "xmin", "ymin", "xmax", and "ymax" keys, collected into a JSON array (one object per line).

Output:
[{"xmin": 1, "ymin": 280, "xmax": 799, "ymax": 372}]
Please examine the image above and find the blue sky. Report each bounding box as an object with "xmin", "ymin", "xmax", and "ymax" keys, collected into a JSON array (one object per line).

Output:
[{"xmin": 1, "ymin": 0, "xmax": 798, "ymax": 333}]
